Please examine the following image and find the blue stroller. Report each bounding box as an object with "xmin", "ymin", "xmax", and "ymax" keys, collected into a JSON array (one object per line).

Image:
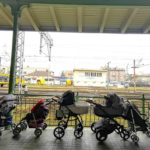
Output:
[{"xmin": 0, "ymin": 94, "xmax": 16, "ymax": 136}]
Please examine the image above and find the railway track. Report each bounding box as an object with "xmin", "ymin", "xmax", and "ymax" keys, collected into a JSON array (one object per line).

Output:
[{"xmin": 0, "ymin": 86, "xmax": 150, "ymax": 99}]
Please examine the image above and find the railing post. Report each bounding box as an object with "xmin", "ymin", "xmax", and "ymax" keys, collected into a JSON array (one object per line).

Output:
[
  {"xmin": 75, "ymin": 92, "xmax": 79, "ymax": 128},
  {"xmin": 76, "ymin": 92, "xmax": 79, "ymax": 102},
  {"xmin": 142, "ymin": 94, "xmax": 145, "ymax": 119}
]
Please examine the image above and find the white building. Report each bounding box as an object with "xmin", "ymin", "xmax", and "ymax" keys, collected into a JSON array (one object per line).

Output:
[{"xmin": 73, "ymin": 69, "xmax": 107, "ymax": 87}]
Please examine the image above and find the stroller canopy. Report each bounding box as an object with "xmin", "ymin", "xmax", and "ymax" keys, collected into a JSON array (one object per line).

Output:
[
  {"xmin": 60, "ymin": 90, "xmax": 75, "ymax": 106},
  {"xmin": 28, "ymin": 99, "xmax": 49, "ymax": 121},
  {"xmin": 31, "ymin": 99, "xmax": 45, "ymax": 113},
  {"xmin": 104, "ymin": 93, "xmax": 124, "ymax": 108},
  {"xmin": 0, "ymin": 94, "xmax": 16, "ymax": 114}
]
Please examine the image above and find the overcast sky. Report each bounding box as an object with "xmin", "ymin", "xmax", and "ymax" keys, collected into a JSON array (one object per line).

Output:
[{"xmin": 0, "ymin": 31, "xmax": 150, "ymax": 75}]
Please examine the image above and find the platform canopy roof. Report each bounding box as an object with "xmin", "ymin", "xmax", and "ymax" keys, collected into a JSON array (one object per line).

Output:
[{"xmin": 1, "ymin": 0, "xmax": 150, "ymax": 33}]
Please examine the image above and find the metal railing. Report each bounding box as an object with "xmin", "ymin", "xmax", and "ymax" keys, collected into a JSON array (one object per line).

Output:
[{"xmin": 10, "ymin": 93, "xmax": 150, "ymax": 127}]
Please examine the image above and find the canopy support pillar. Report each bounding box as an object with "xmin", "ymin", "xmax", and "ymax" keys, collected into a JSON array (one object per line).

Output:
[{"xmin": 8, "ymin": 9, "xmax": 20, "ymax": 94}]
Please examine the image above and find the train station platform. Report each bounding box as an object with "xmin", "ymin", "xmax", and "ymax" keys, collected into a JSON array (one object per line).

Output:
[{"xmin": 0, "ymin": 127, "xmax": 150, "ymax": 150}]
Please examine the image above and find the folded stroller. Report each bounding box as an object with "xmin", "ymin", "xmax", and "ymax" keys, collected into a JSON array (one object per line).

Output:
[
  {"xmin": 0, "ymin": 94, "xmax": 16, "ymax": 136},
  {"xmin": 13, "ymin": 99, "xmax": 52, "ymax": 137},
  {"xmin": 87, "ymin": 93, "xmax": 131, "ymax": 142},
  {"xmin": 122, "ymin": 100, "xmax": 150, "ymax": 142},
  {"xmin": 53, "ymin": 90, "xmax": 90, "ymax": 139}
]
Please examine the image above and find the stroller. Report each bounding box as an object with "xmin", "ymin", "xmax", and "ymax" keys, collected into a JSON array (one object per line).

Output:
[
  {"xmin": 0, "ymin": 94, "xmax": 16, "ymax": 136},
  {"xmin": 53, "ymin": 90, "xmax": 90, "ymax": 139},
  {"xmin": 87, "ymin": 93, "xmax": 150, "ymax": 143},
  {"xmin": 122, "ymin": 100, "xmax": 150, "ymax": 142},
  {"xmin": 13, "ymin": 99, "xmax": 52, "ymax": 137},
  {"xmin": 87, "ymin": 93, "xmax": 130, "ymax": 142}
]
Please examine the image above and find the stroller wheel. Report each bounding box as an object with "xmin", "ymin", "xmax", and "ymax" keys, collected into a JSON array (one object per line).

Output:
[
  {"xmin": 131, "ymin": 134, "xmax": 139, "ymax": 143},
  {"xmin": 11, "ymin": 123, "xmax": 17, "ymax": 130},
  {"xmin": 96, "ymin": 130, "xmax": 107, "ymax": 142},
  {"xmin": 42, "ymin": 123, "xmax": 47, "ymax": 130},
  {"xmin": 20, "ymin": 122, "xmax": 27, "ymax": 130},
  {"xmin": 91, "ymin": 122, "xmax": 96, "ymax": 133},
  {"xmin": 146, "ymin": 130, "xmax": 150, "ymax": 137},
  {"xmin": 115, "ymin": 129, "xmax": 120, "ymax": 134},
  {"xmin": 120, "ymin": 129, "xmax": 130, "ymax": 140},
  {"xmin": 34, "ymin": 129, "xmax": 42, "ymax": 137},
  {"xmin": 74, "ymin": 129, "xmax": 83, "ymax": 139},
  {"xmin": 115, "ymin": 126, "xmax": 123, "ymax": 134},
  {"xmin": 58, "ymin": 120, "xmax": 67, "ymax": 129},
  {"xmin": 53, "ymin": 127, "xmax": 65, "ymax": 139},
  {"xmin": 13, "ymin": 127, "xmax": 21, "ymax": 136}
]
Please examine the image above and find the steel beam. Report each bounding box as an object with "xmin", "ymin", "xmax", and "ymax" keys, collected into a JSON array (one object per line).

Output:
[
  {"xmin": 144, "ymin": 24, "xmax": 150, "ymax": 33},
  {"xmin": 23, "ymin": 7, "xmax": 39, "ymax": 31},
  {"xmin": 1, "ymin": 0, "xmax": 150, "ymax": 7},
  {"xmin": 77, "ymin": 7, "xmax": 82, "ymax": 32},
  {"xmin": 0, "ymin": 5, "xmax": 13, "ymax": 26},
  {"xmin": 49, "ymin": 6, "xmax": 60, "ymax": 31},
  {"xmin": 121, "ymin": 8, "xmax": 138, "ymax": 33},
  {"xmin": 100, "ymin": 8, "xmax": 109, "ymax": 33}
]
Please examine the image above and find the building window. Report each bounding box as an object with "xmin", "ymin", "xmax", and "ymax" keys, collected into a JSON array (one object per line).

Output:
[
  {"xmin": 97, "ymin": 73, "xmax": 102, "ymax": 77},
  {"xmin": 85, "ymin": 72, "xmax": 90, "ymax": 77},
  {"xmin": 91, "ymin": 72, "xmax": 96, "ymax": 77}
]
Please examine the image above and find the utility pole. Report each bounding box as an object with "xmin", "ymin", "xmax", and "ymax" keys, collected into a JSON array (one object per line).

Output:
[
  {"xmin": 126, "ymin": 64, "xmax": 129, "ymax": 81},
  {"xmin": 107, "ymin": 61, "xmax": 111, "ymax": 90},
  {"xmin": 132, "ymin": 59, "xmax": 138, "ymax": 92},
  {"xmin": 133, "ymin": 59, "xmax": 136, "ymax": 92}
]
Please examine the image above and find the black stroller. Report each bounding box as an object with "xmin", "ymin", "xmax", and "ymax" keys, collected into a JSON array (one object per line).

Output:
[
  {"xmin": 13, "ymin": 99, "xmax": 52, "ymax": 137},
  {"xmin": 122, "ymin": 100, "xmax": 150, "ymax": 142},
  {"xmin": 0, "ymin": 94, "xmax": 16, "ymax": 136},
  {"xmin": 87, "ymin": 93, "xmax": 150, "ymax": 143},
  {"xmin": 53, "ymin": 90, "xmax": 90, "ymax": 139},
  {"xmin": 87, "ymin": 94, "xmax": 130, "ymax": 142},
  {"xmin": 87, "ymin": 93, "xmax": 130, "ymax": 142}
]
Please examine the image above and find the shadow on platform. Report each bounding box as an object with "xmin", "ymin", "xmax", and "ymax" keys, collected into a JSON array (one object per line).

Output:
[{"xmin": 0, "ymin": 127, "xmax": 150, "ymax": 150}]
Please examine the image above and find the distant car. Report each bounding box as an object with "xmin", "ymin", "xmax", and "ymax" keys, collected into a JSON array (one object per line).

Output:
[
  {"xmin": 117, "ymin": 84, "xmax": 124, "ymax": 88},
  {"xmin": 108, "ymin": 83, "xmax": 114, "ymax": 87},
  {"xmin": 124, "ymin": 82, "xmax": 129, "ymax": 88}
]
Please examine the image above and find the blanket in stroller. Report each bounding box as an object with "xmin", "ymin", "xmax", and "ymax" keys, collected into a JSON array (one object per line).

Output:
[{"xmin": 0, "ymin": 94, "xmax": 16, "ymax": 127}]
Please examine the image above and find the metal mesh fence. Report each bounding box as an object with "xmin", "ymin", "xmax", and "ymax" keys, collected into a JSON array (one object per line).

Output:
[{"xmin": 12, "ymin": 95, "xmax": 150, "ymax": 127}]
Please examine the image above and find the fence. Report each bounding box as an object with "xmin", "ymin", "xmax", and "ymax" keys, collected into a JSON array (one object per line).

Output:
[{"xmin": 11, "ymin": 93, "xmax": 150, "ymax": 127}]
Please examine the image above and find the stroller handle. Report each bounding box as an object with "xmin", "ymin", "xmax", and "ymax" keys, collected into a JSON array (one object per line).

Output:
[
  {"xmin": 46, "ymin": 96, "xmax": 60, "ymax": 104},
  {"xmin": 86, "ymin": 99, "xmax": 97, "ymax": 105}
]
